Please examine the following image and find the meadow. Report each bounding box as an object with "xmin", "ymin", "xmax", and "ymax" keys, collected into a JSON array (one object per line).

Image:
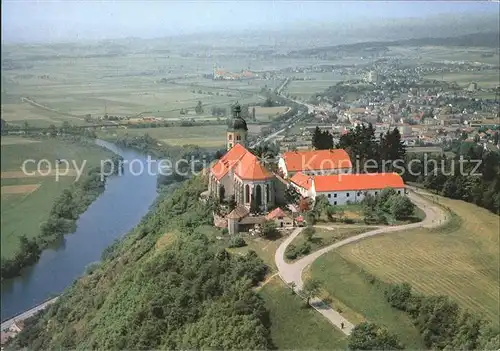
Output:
[
  {"xmin": 97, "ymin": 125, "xmax": 229, "ymax": 148},
  {"xmin": 283, "ymin": 72, "xmax": 361, "ymax": 100},
  {"xmin": 0, "ymin": 136, "xmax": 114, "ymax": 259},
  {"xmin": 1, "ymin": 44, "xmax": 274, "ymax": 128},
  {"xmin": 258, "ymin": 276, "xmax": 348, "ymax": 350},
  {"xmin": 423, "ymin": 70, "xmax": 500, "ymax": 89},
  {"xmin": 287, "ymin": 226, "xmax": 372, "ymax": 262},
  {"xmin": 312, "ymin": 195, "xmax": 500, "ymax": 325}
]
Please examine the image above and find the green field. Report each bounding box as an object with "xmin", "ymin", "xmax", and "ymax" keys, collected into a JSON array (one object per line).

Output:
[
  {"xmin": 424, "ymin": 70, "xmax": 500, "ymax": 89},
  {"xmin": 1, "ymin": 136, "xmax": 114, "ymax": 259},
  {"xmin": 287, "ymin": 226, "xmax": 372, "ymax": 262},
  {"xmin": 258, "ymin": 276, "xmax": 348, "ymax": 350},
  {"xmin": 1, "ymin": 44, "xmax": 274, "ymax": 129},
  {"xmin": 310, "ymin": 253, "xmax": 425, "ymax": 348},
  {"xmin": 284, "ymin": 72, "xmax": 361, "ymax": 100},
  {"xmin": 312, "ymin": 195, "xmax": 500, "ymax": 327},
  {"xmin": 97, "ymin": 125, "xmax": 228, "ymax": 148}
]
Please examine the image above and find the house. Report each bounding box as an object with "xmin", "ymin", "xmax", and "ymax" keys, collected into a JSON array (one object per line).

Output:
[
  {"xmin": 289, "ymin": 172, "xmax": 314, "ymax": 198},
  {"xmin": 265, "ymin": 207, "xmax": 293, "ymax": 228},
  {"xmin": 291, "ymin": 172, "xmax": 406, "ymax": 206},
  {"xmin": 278, "ymin": 149, "xmax": 352, "ymax": 177},
  {"xmin": 227, "ymin": 205, "xmax": 265, "ymax": 235}
]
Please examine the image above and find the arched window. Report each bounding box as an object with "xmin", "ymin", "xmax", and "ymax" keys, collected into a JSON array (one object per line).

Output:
[
  {"xmin": 245, "ymin": 184, "xmax": 250, "ymax": 203},
  {"xmin": 228, "ymin": 134, "xmax": 233, "ymax": 140},
  {"xmin": 236, "ymin": 134, "xmax": 241, "ymax": 141},
  {"xmin": 266, "ymin": 184, "xmax": 270, "ymax": 203},
  {"xmin": 255, "ymin": 185, "xmax": 262, "ymax": 207}
]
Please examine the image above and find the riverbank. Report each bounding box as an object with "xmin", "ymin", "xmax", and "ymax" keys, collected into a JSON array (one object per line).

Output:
[
  {"xmin": 1, "ymin": 136, "xmax": 123, "ymax": 279},
  {"xmin": 1, "ymin": 140, "xmax": 159, "ymax": 321}
]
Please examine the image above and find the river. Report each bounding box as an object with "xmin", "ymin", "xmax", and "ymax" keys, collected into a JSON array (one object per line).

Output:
[{"xmin": 1, "ymin": 140, "xmax": 160, "ymax": 322}]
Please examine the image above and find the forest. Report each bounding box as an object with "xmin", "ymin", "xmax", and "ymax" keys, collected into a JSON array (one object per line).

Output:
[{"xmin": 8, "ymin": 177, "xmax": 273, "ymax": 349}]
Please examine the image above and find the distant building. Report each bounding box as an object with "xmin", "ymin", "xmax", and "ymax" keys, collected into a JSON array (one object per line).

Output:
[
  {"xmin": 265, "ymin": 207, "xmax": 293, "ymax": 228},
  {"xmin": 468, "ymin": 82, "xmax": 478, "ymax": 91},
  {"xmin": 367, "ymin": 70, "xmax": 380, "ymax": 83}
]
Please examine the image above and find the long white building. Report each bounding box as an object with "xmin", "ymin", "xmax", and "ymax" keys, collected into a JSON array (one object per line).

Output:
[{"xmin": 290, "ymin": 172, "xmax": 406, "ymax": 206}]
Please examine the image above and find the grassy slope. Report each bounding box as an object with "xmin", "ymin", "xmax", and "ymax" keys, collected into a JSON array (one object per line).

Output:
[
  {"xmin": 0, "ymin": 137, "xmax": 114, "ymax": 258},
  {"xmin": 287, "ymin": 226, "xmax": 372, "ymax": 262},
  {"xmin": 313, "ymin": 195, "xmax": 499, "ymax": 332},
  {"xmin": 259, "ymin": 276, "xmax": 348, "ymax": 350},
  {"xmin": 311, "ymin": 253, "xmax": 425, "ymax": 349}
]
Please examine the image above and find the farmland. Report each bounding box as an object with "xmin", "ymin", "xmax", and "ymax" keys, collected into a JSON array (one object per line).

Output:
[
  {"xmin": 423, "ymin": 70, "xmax": 500, "ymax": 89},
  {"xmin": 97, "ymin": 125, "xmax": 228, "ymax": 148},
  {"xmin": 311, "ymin": 195, "xmax": 500, "ymax": 325},
  {"xmin": 0, "ymin": 136, "xmax": 114, "ymax": 259},
  {"xmin": 0, "ymin": 43, "xmax": 285, "ymax": 130}
]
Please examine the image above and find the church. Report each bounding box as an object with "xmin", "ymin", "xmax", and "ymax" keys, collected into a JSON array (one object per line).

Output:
[
  {"xmin": 208, "ymin": 104, "xmax": 277, "ymax": 212},
  {"xmin": 207, "ymin": 103, "xmax": 406, "ymax": 213}
]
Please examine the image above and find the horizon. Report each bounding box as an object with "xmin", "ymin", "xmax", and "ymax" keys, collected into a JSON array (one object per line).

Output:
[{"xmin": 2, "ymin": 1, "xmax": 499, "ymax": 44}]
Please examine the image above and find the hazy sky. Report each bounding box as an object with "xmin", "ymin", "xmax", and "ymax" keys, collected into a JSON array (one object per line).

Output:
[{"xmin": 2, "ymin": 1, "xmax": 498, "ymax": 43}]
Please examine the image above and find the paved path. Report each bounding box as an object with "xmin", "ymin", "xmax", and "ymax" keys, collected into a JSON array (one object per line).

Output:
[
  {"xmin": 1, "ymin": 297, "xmax": 58, "ymax": 331},
  {"xmin": 274, "ymin": 190, "xmax": 448, "ymax": 335}
]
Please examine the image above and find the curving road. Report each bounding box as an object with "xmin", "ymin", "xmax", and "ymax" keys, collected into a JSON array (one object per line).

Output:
[{"xmin": 274, "ymin": 190, "xmax": 448, "ymax": 335}]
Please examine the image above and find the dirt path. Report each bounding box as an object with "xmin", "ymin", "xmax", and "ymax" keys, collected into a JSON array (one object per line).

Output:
[
  {"xmin": 255, "ymin": 273, "xmax": 278, "ymax": 291},
  {"xmin": 274, "ymin": 190, "xmax": 448, "ymax": 335}
]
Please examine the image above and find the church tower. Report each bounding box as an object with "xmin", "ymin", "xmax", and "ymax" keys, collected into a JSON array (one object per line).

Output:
[{"xmin": 227, "ymin": 103, "xmax": 248, "ymax": 150}]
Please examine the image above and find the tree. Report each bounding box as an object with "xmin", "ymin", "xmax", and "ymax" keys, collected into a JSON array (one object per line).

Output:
[
  {"xmin": 389, "ymin": 195, "xmax": 415, "ymax": 220},
  {"xmin": 285, "ymin": 186, "xmax": 301, "ymax": 205},
  {"xmin": 48, "ymin": 124, "xmax": 57, "ymax": 137},
  {"xmin": 298, "ymin": 197, "xmax": 310, "ymax": 212},
  {"xmin": 348, "ymin": 322, "xmax": 403, "ymax": 350},
  {"xmin": 261, "ymin": 220, "xmax": 278, "ymax": 239},
  {"xmin": 314, "ymin": 195, "xmax": 330, "ymax": 219},
  {"xmin": 301, "ymin": 278, "xmax": 321, "ymax": 305},
  {"xmin": 23, "ymin": 121, "xmax": 29, "ymax": 134},
  {"xmin": 263, "ymin": 97, "xmax": 274, "ymax": 107},
  {"xmin": 312, "ymin": 126, "xmax": 334, "ymax": 150},
  {"xmin": 302, "ymin": 225, "xmax": 315, "ymax": 241},
  {"xmin": 195, "ymin": 101, "xmax": 203, "ymax": 114}
]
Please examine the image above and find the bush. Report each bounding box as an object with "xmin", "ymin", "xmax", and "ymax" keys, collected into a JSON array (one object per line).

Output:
[
  {"xmin": 285, "ymin": 242, "xmax": 311, "ymax": 260},
  {"xmin": 228, "ymin": 236, "xmax": 246, "ymax": 248},
  {"xmin": 348, "ymin": 322, "xmax": 404, "ymax": 350},
  {"xmin": 384, "ymin": 282, "xmax": 412, "ymax": 310},
  {"xmin": 221, "ymin": 228, "xmax": 229, "ymax": 235},
  {"xmin": 389, "ymin": 195, "xmax": 416, "ymax": 220},
  {"xmin": 261, "ymin": 220, "xmax": 278, "ymax": 239},
  {"xmin": 302, "ymin": 226, "xmax": 315, "ymax": 241},
  {"xmin": 285, "ymin": 246, "xmax": 298, "ymax": 260}
]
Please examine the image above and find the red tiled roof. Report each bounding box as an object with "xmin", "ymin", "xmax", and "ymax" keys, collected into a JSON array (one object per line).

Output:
[
  {"xmin": 282, "ymin": 149, "xmax": 352, "ymax": 172},
  {"xmin": 266, "ymin": 207, "xmax": 288, "ymax": 220},
  {"xmin": 210, "ymin": 144, "xmax": 273, "ymax": 181},
  {"xmin": 234, "ymin": 152, "xmax": 273, "ymax": 180},
  {"xmin": 210, "ymin": 143, "xmax": 248, "ymax": 180},
  {"xmin": 313, "ymin": 173, "xmax": 404, "ymax": 192},
  {"xmin": 290, "ymin": 172, "xmax": 313, "ymax": 190}
]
